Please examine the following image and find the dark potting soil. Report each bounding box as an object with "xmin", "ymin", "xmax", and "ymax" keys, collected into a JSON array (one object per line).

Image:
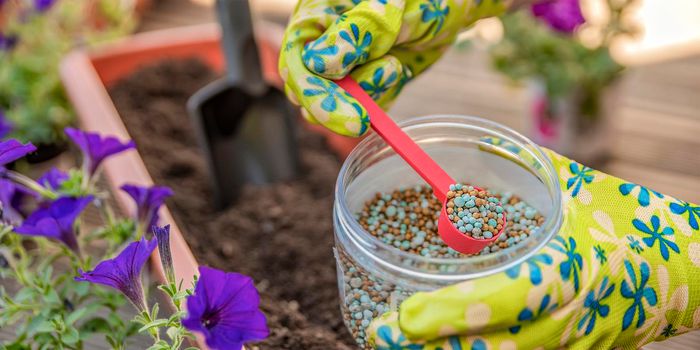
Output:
[{"xmin": 109, "ymin": 59, "xmax": 355, "ymax": 349}]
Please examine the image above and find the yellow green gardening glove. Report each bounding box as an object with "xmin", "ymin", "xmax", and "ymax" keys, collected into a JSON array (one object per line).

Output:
[
  {"xmin": 279, "ymin": 0, "xmax": 511, "ymax": 137},
  {"xmin": 368, "ymin": 149, "xmax": 700, "ymax": 349}
]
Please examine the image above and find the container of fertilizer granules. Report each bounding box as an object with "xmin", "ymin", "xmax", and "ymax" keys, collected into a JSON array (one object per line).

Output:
[{"xmin": 332, "ymin": 115, "xmax": 564, "ymax": 348}]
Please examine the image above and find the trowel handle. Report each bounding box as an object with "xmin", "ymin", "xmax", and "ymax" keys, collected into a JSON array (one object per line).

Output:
[{"xmin": 216, "ymin": 0, "xmax": 264, "ymax": 90}]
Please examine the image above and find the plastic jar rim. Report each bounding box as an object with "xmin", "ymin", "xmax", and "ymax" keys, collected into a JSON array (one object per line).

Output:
[{"xmin": 334, "ymin": 114, "xmax": 564, "ymax": 281}]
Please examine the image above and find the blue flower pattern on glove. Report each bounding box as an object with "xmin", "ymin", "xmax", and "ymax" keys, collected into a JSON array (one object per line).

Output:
[
  {"xmin": 509, "ymin": 294, "xmax": 557, "ymax": 334},
  {"xmin": 620, "ymin": 261, "xmax": 657, "ymax": 331},
  {"xmin": 506, "ymin": 252, "xmax": 553, "ymax": 285},
  {"xmin": 594, "ymin": 245, "xmax": 607, "ymax": 265},
  {"xmin": 578, "ymin": 277, "xmax": 615, "ymax": 335},
  {"xmin": 627, "ymin": 235, "xmax": 644, "ymax": 254},
  {"xmin": 619, "ymin": 182, "xmax": 663, "ymax": 207},
  {"xmin": 303, "ymin": 76, "xmax": 350, "ymax": 112},
  {"xmin": 567, "ymin": 162, "xmax": 594, "ymax": 197},
  {"xmin": 302, "ymin": 35, "xmax": 338, "ymax": 73},
  {"xmin": 340, "ymin": 23, "xmax": 373, "ymax": 68},
  {"xmin": 633, "ymin": 215, "xmax": 679, "ymax": 261},
  {"xmin": 470, "ymin": 339, "xmax": 485, "ymax": 350},
  {"xmin": 661, "ymin": 324, "xmax": 677, "ymax": 338},
  {"xmin": 550, "ymin": 236, "xmax": 583, "ymax": 292},
  {"xmin": 360, "ymin": 67, "xmax": 398, "ymax": 100},
  {"xmin": 669, "ymin": 200, "xmax": 700, "ymax": 230},
  {"xmin": 421, "ymin": 0, "xmax": 450, "ymax": 35},
  {"xmin": 376, "ymin": 325, "xmax": 425, "ymax": 350}
]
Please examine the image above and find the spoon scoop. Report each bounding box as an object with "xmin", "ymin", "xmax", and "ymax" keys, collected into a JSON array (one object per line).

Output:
[{"xmin": 336, "ymin": 76, "xmax": 506, "ymax": 254}]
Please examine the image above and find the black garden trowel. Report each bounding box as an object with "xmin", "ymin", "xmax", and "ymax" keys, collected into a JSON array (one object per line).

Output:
[{"xmin": 188, "ymin": 0, "xmax": 299, "ymax": 209}]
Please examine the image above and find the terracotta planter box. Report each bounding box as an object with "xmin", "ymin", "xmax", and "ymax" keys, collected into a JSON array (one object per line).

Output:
[{"xmin": 59, "ymin": 22, "xmax": 359, "ymax": 348}]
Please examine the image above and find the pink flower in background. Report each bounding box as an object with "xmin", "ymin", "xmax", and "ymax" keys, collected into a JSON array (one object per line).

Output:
[
  {"xmin": 532, "ymin": 95, "xmax": 559, "ymax": 142},
  {"xmin": 531, "ymin": 0, "xmax": 585, "ymax": 33}
]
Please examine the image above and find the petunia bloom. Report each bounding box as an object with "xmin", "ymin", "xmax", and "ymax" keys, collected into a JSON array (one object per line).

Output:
[
  {"xmin": 37, "ymin": 167, "xmax": 68, "ymax": 191},
  {"xmin": 75, "ymin": 237, "xmax": 157, "ymax": 312},
  {"xmin": 531, "ymin": 0, "xmax": 585, "ymax": 34},
  {"xmin": 0, "ymin": 179, "xmax": 32, "ymax": 225},
  {"xmin": 0, "ymin": 139, "xmax": 36, "ymax": 166},
  {"xmin": 182, "ymin": 266, "xmax": 269, "ymax": 350},
  {"xmin": 0, "ymin": 110, "xmax": 12, "ymax": 139},
  {"xmin": 153, "ymin": 225, "xmax": 175, "ymax": 285},
  {"xmin": 64, "ymin": 127, "xmax": 135, "ymax": 176},
  {"xmin": 120, "ymin": 184, "xmax": 173, "ymax": 233},
  {"xmin": 14, "ymin": 196, "xmax": 93, "ymax": 254},
  {"xmin": 0, "ymin": 33, "xmax": 18, "ymax": 52},
  {"xmin": 34, "ymin": 0, "xmax": 57, "ymax": 12}
]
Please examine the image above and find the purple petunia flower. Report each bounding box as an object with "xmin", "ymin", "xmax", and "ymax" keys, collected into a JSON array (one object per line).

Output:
[
  {"xmin": 14, "ymin": 196, "xmax": 92, "ymax": 254},
  {"xmin": 182, "ymin": 266, "xmax": 269, "ymax": 350},
  {"xmin": 0, "ymin": 32, "xmax": 18, "ymax": 52},
  {"xmin": 38, "ymin": 167, "xmax": 69, "ymax": 191},
  {"xmin": 34, "ymin": 0, "xmax": 57, "ymax": 12},
  {"xmin": 75, "ymin": 237, "xmax": 157, "ymax": 312},
  {"xmin": 531, "ymin": 0, "xmax": 585, "ymax": 34},
  {"xmin": 0, "ymin": 179, "xmax": 32, "ymax": 225},
  {"xmin": 0, "ymin": 139, "xmax": 36, "ymax": 166},
  {"xmin": 153, "ymin": 225, "xmax": 175, "ymax": 285},
  {"xmin": 0, "ymin": 110, "xmax": 12, "ymax": 138},
  {"xmin": 121, "ymin": 184, "xmax": 173, "ymax": 233},
  {"xmin": 64, "ymin": 127, "xmax": 135, "ymax": 176}
]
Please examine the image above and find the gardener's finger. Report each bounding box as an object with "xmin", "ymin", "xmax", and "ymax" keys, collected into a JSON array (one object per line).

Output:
[
  {"xmin": 349, "ymin": 54, "xmax": 410, "ymax": 108},
  {"xmin": 279, "ymin": 0, "xmax": 350, "ymax": 88},
  {"xmin": 302, "ymin": 0, "xmax": 404, "ymax": 80},
  {"xmin": 370, "ymin": 306, "xmax": 580, "ymax": 350},
  {"xmin": 398, "ymin": 245, "xmax": 577, "ymax": 341}
]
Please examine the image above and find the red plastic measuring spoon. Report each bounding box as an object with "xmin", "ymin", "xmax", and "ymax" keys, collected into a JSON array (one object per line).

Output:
[{"xmin": 336, "ymin": 76, "xmax": 506, "ymax": 254}]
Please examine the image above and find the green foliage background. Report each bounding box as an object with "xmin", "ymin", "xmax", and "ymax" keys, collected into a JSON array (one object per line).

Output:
[
  {"xmin": 0, "ymin": 0, "xmax": 134, "ymax": 145},
  {"xmin": 489, "ymin": 0, "xmax": 638, "ymax": 119}
]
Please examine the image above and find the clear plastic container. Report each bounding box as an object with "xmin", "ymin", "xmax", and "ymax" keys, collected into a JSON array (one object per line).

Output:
[{"xmin": 333, "ymin": 115, "xmax": 564, "ymax": 348}]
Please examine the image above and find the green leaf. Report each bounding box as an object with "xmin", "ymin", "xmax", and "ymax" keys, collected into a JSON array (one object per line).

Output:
[
  {"xmin": 14, "ymin": 287, "xmax": 37, "ymax": 303},
  {"xmin": 124, "ymin": 321, "xmax": 141, "ymax": 337},
  {"xmin": 66, "ymin": 303, "xmax": 101, "ymax": 325},
  {"xmin": 61, "ymin": 327, "xmax": 80, "ymax": 345},
  {"xmin": 105, "ymin": 335, "xmax": 119, "ymax": 348},
  {"xmin": 166, "ymin": 326, "xmax": 179, "ymax": 341},
  {"xmin": 138, "ymin": 319, "xmax": 169, "ymax": 333},
  {"xmin": 79, "ymin": 317, "xmax": 110, "ymax": 333},
  {"xmin": 73, "ymin": 281, "xmax": 90, "ymax": 298},
  {"xmin": 146, "ymin": 340, "xmax": 169, "ymax": 350},
  {"xmin": 150, "ymin": 303, "xmax": 159, "ymax": 320},
  {"xmin": 26, "ymin": 315, "xmax": 54, "ymax": 335}
]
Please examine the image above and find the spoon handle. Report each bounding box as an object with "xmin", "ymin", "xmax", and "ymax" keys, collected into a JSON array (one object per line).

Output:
[{"xmin": 336, "ymin": 76, "xmax": 454, "ymax": 202}]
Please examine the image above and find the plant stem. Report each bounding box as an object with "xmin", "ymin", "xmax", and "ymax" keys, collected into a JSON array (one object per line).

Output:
[{"xmin": 3, "ymin": 170, "xmax": 57, "ymax": 200}]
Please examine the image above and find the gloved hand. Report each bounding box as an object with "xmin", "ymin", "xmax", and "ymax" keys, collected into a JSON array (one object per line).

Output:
[
  {"xmin": 279, "ymin": 0, "xmax": 509, "ymax": 137},
  {"xmin": 368, "ymin": 148, "xmax": 700, "ymax": 349}
]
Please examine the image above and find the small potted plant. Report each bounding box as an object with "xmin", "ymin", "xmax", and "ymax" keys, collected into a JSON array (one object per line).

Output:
[
  {"xmin": 489, "ymin": 0, "xmax": 638, "ymax": 165},
  {"xmin": 0, "ymin": 0, "xmax": 135, "ymax": 162}
]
